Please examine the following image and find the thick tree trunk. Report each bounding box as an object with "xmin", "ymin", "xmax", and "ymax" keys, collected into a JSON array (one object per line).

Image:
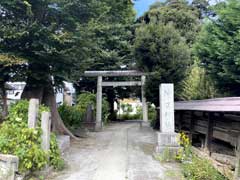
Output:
[
  {"xmin": 42, "ymin": 85, "xmax": 77, "ymax": 139},
  {"xmin": 21, "ymin": 86, "xmax": 44, "ymax": 103},
  {"xmin": 22, "ymin": 81, "xmax": 77, "ymax": 139},
  {"xmin": 0, "ymin": 83, "xmax": 8, "ymax": 119}
]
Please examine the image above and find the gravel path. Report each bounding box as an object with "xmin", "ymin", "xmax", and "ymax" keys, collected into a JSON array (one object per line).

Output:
[{"xmin": 47, "ymin": 122, "xmax": 182, "ymax": 180}]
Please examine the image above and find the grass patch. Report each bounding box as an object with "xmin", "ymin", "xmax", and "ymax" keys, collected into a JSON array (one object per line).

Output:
[{"xmin": 182, "ymin": 155, "xmax": 227, "ymax": 180}]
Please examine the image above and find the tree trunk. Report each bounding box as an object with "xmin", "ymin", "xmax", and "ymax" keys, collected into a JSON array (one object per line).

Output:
[
  {"xmin": 0, "ymin": 83, "xmax": 8, "ymax": 119},
  {"xmin": 42, "ymin": 84, "xmax": 77, "ymax": 139},
  {"xmin": 22, "ymin": 81, "xmax": 77, "ymax": 139},
  {"xmin": 21, "ymin": 86, "xmax": 44, "ymax": 103}
]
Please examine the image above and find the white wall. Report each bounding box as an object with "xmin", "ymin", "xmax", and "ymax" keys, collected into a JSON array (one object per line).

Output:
[{"xmin": 6, "ymin": 81, "xmax": 76, "ymax": 106}]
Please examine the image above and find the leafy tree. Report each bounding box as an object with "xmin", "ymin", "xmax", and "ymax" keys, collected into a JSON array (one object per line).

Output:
[
  {"xmin": 75, "ymin": 0, "xmax": 136, "ymax": 119},
  {"xmin": 134, "ymin": 23, "xmax": 191, "ymax": 106},
  {"xmin": 195, "ymin": 0, "xmax": 240, "ymax": 95},
  {"xmin": 0, "ymin": 0, "xmax": 136, "ymax": 134},
  {"xmin": 191, "ymin": 0, "xmax": 211, "ymax": 19},
  {"xmin": 0, "ymin": 0, "xmax": 85, "ymax": 137},
  {"xmin": 141, "ymin": 0, "xmax": 201, "ymax": 44},
  {"xmin": 179, "ymin": 59, "xmax": 219, "ymax": 100}
]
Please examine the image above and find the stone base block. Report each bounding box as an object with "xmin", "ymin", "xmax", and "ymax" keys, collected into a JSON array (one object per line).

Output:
[
  {"xmin": 155, "ymin": 146, "xmax": 180, "ymax": 155},
  {"xmin": 155, "ymin": 146, "xmax": 181, "ymax": 162},
  {"xmin": 95, "ymin": 122, "xmax": 103, "ymax": 131},
  {"xmin": 155, "ymin": 132, "xmax": 180, "ymax": 161},
  {"xmin": 156, "ymin": 132, "xmax": 179, "ymax": 146},
  {"xmin": 56, "ymin": 135, "xmax": 70, "ymax": 153}
]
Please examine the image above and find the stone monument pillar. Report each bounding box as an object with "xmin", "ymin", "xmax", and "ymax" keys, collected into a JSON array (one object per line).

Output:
[
  {"xmin": 41, "ymin": 112, "xmax": 51, "ymax": 152},
  {"xmin": 96, "ymin": 76, "xmax": 103, "ymax": 131},
  {"xmin": 28, "ymin": 98, "xmax": 39, "ymax": 128},
  {"xmin": 156, "ymin": 84, "xmax": 179, "ymax": 155}
]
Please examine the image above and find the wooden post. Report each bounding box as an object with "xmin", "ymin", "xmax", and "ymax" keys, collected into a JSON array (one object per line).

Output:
[
  {"xmin": 189, "ymin": 111, "xmax": 195, "ymax": 144},
  {"xmin": 178, "ymin": 111, "xmax": 183, "ymax": 131},
  {"xmin": 205, "ymin": 112, "xmax": 214, "ymax": 156},
  {"xmin": 234, "ymin": 135, "xmax": 240, "ymax": 180}
]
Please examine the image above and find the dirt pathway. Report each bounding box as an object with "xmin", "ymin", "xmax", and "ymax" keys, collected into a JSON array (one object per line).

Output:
[{"xmin": 47, "ymin": 122, "xmax": 181, "ymax": 180}]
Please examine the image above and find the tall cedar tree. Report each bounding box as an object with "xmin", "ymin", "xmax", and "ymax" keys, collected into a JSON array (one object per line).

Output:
[
  {"xmin": 74, "ymin": 0, "xmax": 136, "ymax": 119},
  {"xmin": 195, "ymin": 0, "xmax": 240, "ymax": 95},
  {"xmin": 134, "ymin": 0, "xmax": 201, "ymax": 106}
]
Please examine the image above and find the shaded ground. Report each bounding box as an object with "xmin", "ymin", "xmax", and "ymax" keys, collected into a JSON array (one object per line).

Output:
[{"xmin": 47, "ymin": 121, "xmax": 182, "ymax": 180}]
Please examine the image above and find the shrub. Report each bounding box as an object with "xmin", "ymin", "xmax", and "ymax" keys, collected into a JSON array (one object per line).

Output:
[
  {"xmin": 76, "ymin": 92, "xmax": 110, "ymax": 124},
  {"xmin": 59, "ymin": 92, "xmax": 110, "ymax": 128},
  {"xmin": 182, "ymin": 156, "xmax": 226, "ymax": 180},
  {"xmin": 176, "ymin": 132, "xmax": 226, "ymax": 180},
  {"xmin": 176, "ymin": 132, "xmax": 192, "ymax": 162},
  {"xmin": 118, "ymin": 104, "xmax": 141, "ymax": 120},
  {"xmin": 148, "ymin": 104, "xmax": 157, "ymax": 122},
  {"xmin": 50, "ymin": 133, "xmax": 65, "ymax": 170},
  {"xmin": 0, "ymin": 100, "xmax": 64, "ymax": 173},
  {"xmin": 58, "ymin": 103, "xmax": 82, "ymax": 131},
  {"xmin": 118, "ymin": 104, "xmax": 157, "ymax": 121}
]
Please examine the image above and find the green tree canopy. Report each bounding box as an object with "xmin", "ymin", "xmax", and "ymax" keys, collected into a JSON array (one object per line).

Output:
[
  {"xmin": 74, "ymin": 0, "xmax": 136, "ymax": 120},
  {"xmin": 0, "ymin": 0, "xmax": 89, "ymax": 136},
  {"xmin": 179, "ymin": 59, "xmax": 219, "ymax": 100},
  {"xmin": 140, "ymin": 0, "xmax": 201, "ymax": 44},
  {"xmin": 195, "ymin": 0, "xmax": 240, "ymax": 95},
  {"xmin": 0, "ymin": 0, "xmax": 136, "ymax": 134},
  {"xmin": 134, "ymin": 23, "xmax": 191, "ymax": 105}
]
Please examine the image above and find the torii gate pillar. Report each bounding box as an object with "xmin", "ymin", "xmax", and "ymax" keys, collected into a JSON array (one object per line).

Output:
[
  {"xmin": 96, "ymin": 76, "xmax": 103, "ymax": 131},
  {"xmin": 141, "ymin": 75, "xmax": 148, "ymax": 122}
]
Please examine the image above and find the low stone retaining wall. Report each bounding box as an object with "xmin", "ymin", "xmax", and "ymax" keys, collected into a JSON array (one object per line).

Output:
[{"xmin": 0, "ymin": 154, "xmax": 19, "ymax": 180}]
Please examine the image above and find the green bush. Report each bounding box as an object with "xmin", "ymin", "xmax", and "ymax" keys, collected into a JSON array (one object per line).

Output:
[
  {"xmin": 59, "ymin": 92, "xmax": 110, "ymax": 128},
  {"xmin": 58, "ymin": 103, "xmax": 82, "ymax": 131},
  {"xmin": 49, "ymin": 133, "xmax": 65, "ymax": 170},
  {"xmin": 0, "ymin": 100, "xmax": 64, "ymax": 173},
  {"xmin": 176, "ymin": 133, "xmax": 227, "ymax": 180},
  {"xmin": 148, "ymin": 105, "xmax": 157, "ymax": 122},
  {"xmin": 182, "ymin": 156, "xmax": 227, "ymax": 180},
  {"xmin": 118, "ymin": 104, "xmax": 141, "ymax": 120},
  {"xmin": 118, "ymin": 113, "xmax": 141, "ymax": 120},
  {"xmin": 76, "ymin": 92, "xmax": 110, "ymax": 124},
  {"xmin": 118, "ymin": 104, "xmax": 157, "ymax": 121}
]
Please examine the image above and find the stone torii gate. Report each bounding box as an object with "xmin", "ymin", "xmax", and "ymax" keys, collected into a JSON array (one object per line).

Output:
[{"xmin": 84, "ymin": 70, "xmax": 148, "ymax": 131}]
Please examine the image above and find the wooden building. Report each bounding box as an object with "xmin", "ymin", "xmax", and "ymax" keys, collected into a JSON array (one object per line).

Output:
[{"xmin": 174, "ymin": 97, "xmax": 240, "ymax": 179}]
